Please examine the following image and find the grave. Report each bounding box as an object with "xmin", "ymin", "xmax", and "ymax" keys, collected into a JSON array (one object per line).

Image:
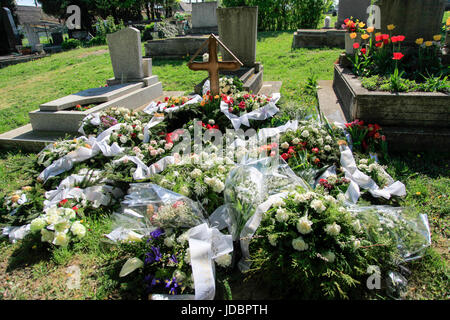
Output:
[
  {"xmin": 145, "ymin": 35, "xmax": 210, "ymax": 59},
  {"xmin": 190, "ymin": 1, "xmax": 218, "ymax": 34},
  {"xmin": 0, "ymin": 7, "xmax": 20, "ymax": 55},
  {"xmin": 192, "ymin": 6, "xmax": 270, "ymax": 95},
  {"xmin": 0, "ymin": 27, "xmax": 165, "ymax": 150},
  {"xmin": 377, "ymin": 0, "xmax": 446, "ymax": 46},
  {"xmin": 292, "ymin": 0, "xmax": 372, "ymax": 49},
  {"xmin": 23, "ymin": 24, "xmax": 43, "ymax": 53}
]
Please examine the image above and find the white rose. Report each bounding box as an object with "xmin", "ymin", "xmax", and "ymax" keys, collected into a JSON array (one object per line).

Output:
[
  {"xmin": 292, "ymin": 237, "xmax": 309, "ymax": 251},
  {"xmin": 54, "ymin": 219, "xmax": 70, "ymax": 233},
  {"xmin": 296, "ymin": 215, "xmax": 313, "ymax": 234},
  {"xmin": 45, "ymin": 212, "xmax": 60, "ymax": 225},
  {"xmin": 119, "ymin": 135, "xmax": 128, "ymax": 144},
  {"xmin": 301, "ymin": 130, "xmax": 310, "ymax": 138},
  {"xmin": 138, "ymin": 133, "xmax": 144, "ymax": 140},
  {"xmin": 209, "ymin": 119, "xmax": 215, "ymax": 125},
  {"xmin": 292, "ymin": 138, "xmax": 300, "ymax": 145},
  {"xmin": 324, "ymin": 145, "xmax": 331, "ymax": 152},
  {"xmin": 30, "ymin": 217, "xmax": 47, "ymax": 232},
  {"xmin": 337, "ymin": 193, "xmax": 347, "ymax": 203},
  {"xmin": 190, "ymin": 169, "xmax": 202, "ymax": 179},
  {"xmin": 268, "ymin": 234, "xmax": 278, "ymax": 247},
  {"xmin": 325, "ymin": 222, "xmax": 341, "ymax": 236},
  {"xmin": 281, "ymin": 142, "xmax": 290, "ymax": 149},
  {"xmin": 215, "ymin": 254, "xmax": 232, "ymax": 268},
  {"xmin": 317, "ymin": 138, "xmax": 323, "ymax": 145},
  {"xmin": 64, "ymin": 208, "xmax": 76, "ymax": 219},
  {"xmin": 164, "ymin": 143, "xmax": 173, "ymax": 150},
  {"xmin": 71, "ymin": 221, "xmax": 86, "ymax": 238}
]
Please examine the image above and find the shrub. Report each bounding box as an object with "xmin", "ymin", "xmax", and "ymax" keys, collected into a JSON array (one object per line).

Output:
[{"xmin": 61, "ymin": 39, "xmax": 82, "ymax": 50}]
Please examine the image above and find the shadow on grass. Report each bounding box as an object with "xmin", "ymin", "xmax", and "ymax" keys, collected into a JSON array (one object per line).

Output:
[
  {"xmin": 387, "ymin": 151, "xmax": 450, "ymax": 180},
  {"xmin": 4, "ymin": 234, "xmax": 51, "ymax": 273}
]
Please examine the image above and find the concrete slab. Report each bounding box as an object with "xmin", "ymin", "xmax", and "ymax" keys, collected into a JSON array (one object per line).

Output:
[
  {"xmin": 317, "ymin": 80, "xmax": 348, "ymax": 124},
  {"xmin": 40, "ymin": 83, "xmax": 144, "ymax": 111},
  {"xmin": 258, "ymin": 81, "xmax": 283, "ymax": 96}
]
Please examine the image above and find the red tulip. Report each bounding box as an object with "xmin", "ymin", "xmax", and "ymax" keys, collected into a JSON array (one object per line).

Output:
[
  {"xmin": 392, "ymin": 52, "xmax": 404, "ymax": 60},
  {"xmin": 397, "ymin": 35, "xmax": 405, "ymax": 42},
  {"xmin": 353, "ymin": 43, "xmax": 360, "ymax": 49},
  {"xmin": 361, "ymin": 48, "xmax": 367, "ymax": 54}
]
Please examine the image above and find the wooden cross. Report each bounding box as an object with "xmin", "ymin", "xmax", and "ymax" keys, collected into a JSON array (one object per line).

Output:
[{"xmin": 187, "ymin": 34, "xmax": 243, "ymax": 96}]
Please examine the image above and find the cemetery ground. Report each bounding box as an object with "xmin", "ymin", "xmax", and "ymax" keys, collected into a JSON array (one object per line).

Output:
[{"xmin": 0, "ymin": 31, "xmax": 448, "ymax": 300}]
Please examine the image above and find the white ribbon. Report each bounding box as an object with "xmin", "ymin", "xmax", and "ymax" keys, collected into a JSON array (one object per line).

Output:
[
  {"xmin": 143, "ymin": 95, "xmax": 203, "ymax": 115},
  {"xmin": 339, "ymin": 145, "xmax": 406, "ymax": 203},
  {"xmin": 1, "ymin": 224, "xmax": 31, "ymax": 243},
  {"xmin": 220, "ymin": 94, "xmax": 281, "ymax": 130},
  {"xmin": 112, "ymin": 155, "xmax": 178, "ymax": 181}
]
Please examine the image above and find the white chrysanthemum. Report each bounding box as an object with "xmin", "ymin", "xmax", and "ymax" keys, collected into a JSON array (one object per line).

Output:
[
  {"xmin": 359, "ymin": 158, "xmax": 368, "ymax": 165},
  {"xmin": 71, "ymin": 221, "xmax": 86, "ymax": 238},
  {"xmin": 327, "ymin": 174, "xmax": 338, "ymax": 184},
  {"xmin": 275, "ymin": 208, "xmax": 289, "ymax": 222},
  {"xmin": 45, "ymin": 212, "xmax": 60, "ymax": 225},
  {"xmin": 268, "ymin": 234, "xmax": 278, "ymax": 247},
  {"xmin": 352, "ymin": 219, "xmax": 362, "ymax": 233},
  {"xmin": 317, "ymin": 138, "xmax": 324, "ymax": 146},
  {"xmin": 323, "ymin": 251, "xmax": 336, "ymax": 263},
  {"xmin": 324, "ymin": 195, "xmax": 336, "ymax": 204},
  {"xmin": 212, "ymin": 180, "xmax": 225, "ymax": 193},
  {"xmin": 296, "ymin": 215, "xmax": 313, "ymax": 234},
  {"xmin": 324, "ymin": 145, "xmax": 332, "ymax": 152},
  {"xmin": 179, "ymin": 185, "xmax": 190, "ymax": 196},
  {"xmin": 312, "ymin": 128, "xmax": 319, "ymax": 134},
  {"xmin": 53, "ymin": 232, "xmax": 70, "ymax": 247},
  {"xmin": 215, "ymin": 254, "xmax": 232, "ymax": 268},
  {"xmin": 310, "ymin": 199, "xmax": 326, "ymax": 213},
  {"xmin": 190, "ymin": 168, "xmax": 202, "ymax": 179},
  {"xmin": 281, "ymin": 142, "xmax": 290, "ymax": 149},
  {"xmin": 292, "ymin": 138, "xmax": 300, "ymax": 145},
  {"xmin": 30, "ymin": 217, "xmax": 46, "ymax": 232},
  {"xmin": 325, "ymin": 135, "xmax": 332, "ymax": 143},
  {"xmin": 41, "ymin": 229, "xmax": 54, "ymax": 243},
  {"xmin": 272, "ymin": 198, "xmax": 285, "ymax": 208},
  {"xmin": 193, "ymin": 183, "xmax": 207, "ymax": 196},
  {"xmin": 325, "ymin": 222, "xmax": 341, "ymax": 236},
  {"xmin": 301, "ymin": 130, "xmax": 310, "ymax": 138},
  {"xmin": 292, "ymin": 237, "xmax": 309, "ymax": 251}
]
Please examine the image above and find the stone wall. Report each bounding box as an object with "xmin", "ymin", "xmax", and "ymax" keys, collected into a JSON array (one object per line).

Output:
[
  {"xmin": 336, "ymin": 0, "xmax": 371, "ymax": 28},
  {"xmin": 192, "ymin": 1, "xmax": 218, "ymax": 29}
]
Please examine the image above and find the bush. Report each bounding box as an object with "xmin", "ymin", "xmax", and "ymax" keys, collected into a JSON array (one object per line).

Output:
[
  {"xmin": 142, "ymin": 24, "xmax": 155, "ymax": 41},
  {"xmin": 157, "ymin": 21, "xmax": 179, "ymax": 39},
  {"xmin": 91, "ymin": 16, "xmax": 125, "ymax": 46},
  {"xmin": 61, "ymin": 39, "xmax": 82, "ymax": 50}
]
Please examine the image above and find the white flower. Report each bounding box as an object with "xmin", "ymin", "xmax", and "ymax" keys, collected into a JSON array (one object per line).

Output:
[
  {"xmin": 359, "ymin": 159, "xmax": 368, "ymax": 165},
  {"xmin": 215, "ymin": 253, "xmax": 232, "ymax": 268},
  {"xmin": 177, "ymin": 231, "xmax": 190, "ymax": 245},
  {"xmin": 281, "ymin": 142, "xmax": 290, "ymax": 149},
  {"xmin": 292, "ymin": 138, "xmax": 300, "ymax": 145},
  {"xmin": 337, "ymin": 193, "xmax": 347, "ymax": 203},
  {"xmin": 301, "ymin": 130, "xmax": 310, "ymax": 138},
  {"xmin": 54, "ymin": 220, "xmax": 70, "ymax": 233},
  {"xmin": 275, "ymin": 208, "xmax": 289, "ymax": 222},
  {"xmin": 296, "ymin": 215, "xmax": 313, "ymax": 234},
  {"xmin": 353, "ymin": 239, "xmax": 361, "ymax": 249},
  {"xmin": 292, "ymin": 237, "xmax": 309, "ymax": 251},
  {"xmin": 71, "ymin": 221, "xmax": 86, "ymax": 238},
  {"xmin": 179, "ymin": 185, "xmax": 190, "ymax": 196},
  {"xmin": 184, "ymin": 248, "xmax": 191, "ymax": 265},
  {"xmin": 272, "ymin": 198, "xmax": 285, "ymax": 208},
  {"xmin": 41, "ymin": 229, "xmax": 54, "ymax": 243},
  {"xmin": 53, "ymin": 232, "xmax": 70, "ymax": 247},
  {"xmin": 325, "ymin": 222, "xmax": 341, "ymax": 236},
  {"xmin": 164, "ymin": 143, "xmax": 173, "ymax": 150},
  {"xmin": 317, "ymin": 138, "xmax": 323, "ymax": 146},
  {"xmin": 323, "ymin": 251, "xmax": 335, "ymax": 263},
  {"xmin": 211, "ymin": 180, "xmax": 225, "ymax": 193},
  {"xmin": 64, "ymin": 208, "xmax": 76, "ymax": 219},
  {"xmin": 119, "ymin": 135, "xmax": 128, "ymax": 144},
  {"xmin": 45, "ymin": 212, "xmax": 60, "ymax": 225},
  {"xmin": 138, "ymin": 133, "xmax": 144, "ymax": 140},
  {"xmin": 268, "ymin": 234, "xmax": 278, "ymax": 246},
  {"xmin": 310, "ymin": 199, "xmax": 326, "ymax": 213},
  {"xmin": 208, "ymin": 119, "xmax": 215, "ymax": 125},
  {"xmin": 172, "ymin": 270, "xmax": 187, "ymax": 282},
  {"xmin": 324, "ymin": 195, "xmax": 336, "ymax": 204},
  {"xmin": 324, "ymin": 145, "xmax": 332, "ymax": 152},
  {"xmin": 352, "ymin": 220, "xmax": 362, "ymax": 233},
  {"xmin": 164, "ymin": 234, "xmax": 176, "ymax": 247},
  {"xmin": 30, "ymin": 217, "xmax": 46, "ymax": 232}
]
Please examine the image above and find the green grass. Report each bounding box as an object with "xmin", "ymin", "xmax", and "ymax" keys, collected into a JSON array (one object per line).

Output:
[{"xmin": 0, "ymin": 31, "xmax": 448, "ymax": 300}]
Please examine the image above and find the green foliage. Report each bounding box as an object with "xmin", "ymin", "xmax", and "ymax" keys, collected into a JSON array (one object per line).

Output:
[
  {"xmin": 222, "ymin": 0, "xmax": 332, "ymax": 31},
  {"xmin": 61, "ymin": 38, "xmax": 82, "ymax": 50},
  {"xmin": 91, "ymin": 16, "xmax": 125, "ymax": 45}
]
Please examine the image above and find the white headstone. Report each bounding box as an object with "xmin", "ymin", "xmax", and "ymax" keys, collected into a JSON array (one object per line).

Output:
[
  {"xmin": 107, "ymin": 27, "xmax": 144, "ymax": 81},
  {"xmin": 23, "ymin": 24, "xmax": 41, "ymax": 51},
  {"xmin": 324, "ymin": 16, "xmax": 331, "ymax": 29}
]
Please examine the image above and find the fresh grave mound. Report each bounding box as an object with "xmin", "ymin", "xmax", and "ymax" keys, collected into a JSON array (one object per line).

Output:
[{"xmin": 1, "ymin": 76, "xmax": 430, "ymax": 300}]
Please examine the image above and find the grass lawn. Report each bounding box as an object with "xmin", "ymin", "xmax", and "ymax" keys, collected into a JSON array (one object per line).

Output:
[{"xmin": 0, "ymin": 31, "xmax": 448, "ymax": 300}]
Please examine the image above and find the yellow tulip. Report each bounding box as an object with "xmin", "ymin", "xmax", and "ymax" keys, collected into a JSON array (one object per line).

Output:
[
  {"xmin": 359, "ymin": 22, "xmax": 365, "ymax": 28},
  {"xmin": 447, "ymin": 17, "xmax": 450, "ymax": 26},
  {"xmin": 375, "ymin": 32, "xmax": 382, "ymax": 37},
  {"xmin": 425, "ymin": 41, "xmax": 433, "ymax": 47},
  {"xmin": 433, "ymin": 34, "xmax": 442, "ymax": 41},
  {"xmin": 415, "ymin": 38, "xmax": 424, "ymax": 45},
  {"xmin": 350, "ymin": 32, "xmax": 357, "ymax": 39},
  {"xmin": 366, "ymin": 27, "xmax": 375, "ymax": 33},
  {"xmin": 387, "ymin": 24, "xmax": 395, "ymax": 31},
  {"xmin": 361, "ymin": 34, "xmax": 370, "ymax": 40}
]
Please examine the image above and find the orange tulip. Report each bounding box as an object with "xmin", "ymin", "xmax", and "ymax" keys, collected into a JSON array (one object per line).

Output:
[
  {"xmin": 350, "ymin": 32, "xmax": 357, "ymax": 39},
  {"xmin": 366, "ymin": 27, "xmax": 375, "ymax": 33},
  {"xmin": 361, "ymin": 34, "xmax": 370, "ymax": 40}
]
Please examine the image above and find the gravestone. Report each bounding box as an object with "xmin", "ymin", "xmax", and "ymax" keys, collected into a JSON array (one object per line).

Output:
[
  {"xmin": 107, "ymin": 27, "xmax": 144, "ymax": 83},
  {"xmin": 23, "ymin": 24, "xmax": 41, "ymax": 52},
  {"xmin": 217, "ymin": 6, "xmax": 258, "ymax": 67},
  {"xmin": 324, "ymin": 16, "xmax": 332, "ymax": 29},
  {"xmin": 0, "ymin": 7, "xmax": 20, "ymax": 55},
  {"xmin": 336, "ymin": 0, "xmax": 371, "ymax": 28},
  {"xmin": 378, "ymin": 0, "xmax": 445, "ymax": 45},
  {"xmin": 192, "ymin": 1, "xmax": 218, "ymax": 29}
]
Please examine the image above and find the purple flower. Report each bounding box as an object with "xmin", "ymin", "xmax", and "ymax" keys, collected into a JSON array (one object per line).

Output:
[
  {"xmin": 150, "ymin": 228, "xmax": 164, "ymax": 239},
  {"xmin": 169, "ymin": 254, "xmax": 178, "ymax": 265},
  {"xmin": 144, "ymin": 274, "xmax": 161, "ymax": 293},
  {"xmin": 165, "ymin": 277, "xmax": 182, "ymax": 295},
  {"xmin": 144, "ymin": 246, "xmax": 162, "ymax": 265}
]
